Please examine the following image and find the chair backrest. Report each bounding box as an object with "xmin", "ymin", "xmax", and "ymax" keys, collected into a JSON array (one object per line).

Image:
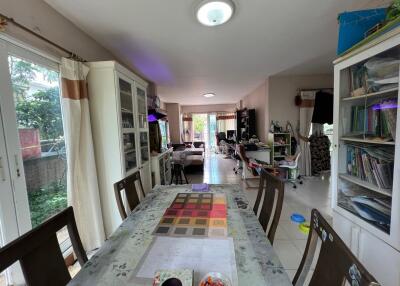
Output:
[
  {"xmin": 253, "ymin": 168, "xmax": 285, "ymax": 244},
  {"xmin": 0, "ymin": 206, "xmax": 87, "ymax": 286},
  {"xmin": 293, "ymin": 151, "xmax": 301, "ymax": 165},
  {"xmin": 114, "ymin": 171, "xmax": 145, "ymax": 220},
  {"xmin": 293, "ymin": 209, "xmax": 380, "ymax": 286}
]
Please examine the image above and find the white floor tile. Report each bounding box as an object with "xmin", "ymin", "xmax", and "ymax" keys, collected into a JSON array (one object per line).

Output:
[{"xmin": 273, "ymin": 240, "xmax": 303, "ymax": 270}]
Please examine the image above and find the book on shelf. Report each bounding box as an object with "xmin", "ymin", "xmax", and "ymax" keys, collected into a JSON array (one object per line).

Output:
[
  {"xmin": 346, "ymin": 143, "xmax": 394, "ymax": 189},
  {"xmin": 348, "ymin": 97, "xmax": 397, "ymax": 141}
]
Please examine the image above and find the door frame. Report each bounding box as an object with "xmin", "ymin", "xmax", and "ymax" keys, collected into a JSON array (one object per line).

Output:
[{"xmin": 0, "ymin": 36, "xmax": 61, "ymax": 285}]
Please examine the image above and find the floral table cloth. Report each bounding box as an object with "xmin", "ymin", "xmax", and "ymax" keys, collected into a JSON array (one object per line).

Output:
[{"xmin": 68, "ymin": 184, "xmax": 291, "ymax": 286}]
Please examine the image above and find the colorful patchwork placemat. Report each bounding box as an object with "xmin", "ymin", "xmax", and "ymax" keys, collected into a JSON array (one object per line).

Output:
[{"xmin": 153, "ymin": 193, "xmax": 227, "ymax": 238}]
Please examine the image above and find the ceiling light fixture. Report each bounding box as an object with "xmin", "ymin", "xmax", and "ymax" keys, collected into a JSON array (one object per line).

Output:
[
  {"xmin": 196, "ymin": 0, "xmax": 235, "ymax": 27},
  {"xmin": 203, "ymin": 93, "xmax": 215, "ymax": 98}
]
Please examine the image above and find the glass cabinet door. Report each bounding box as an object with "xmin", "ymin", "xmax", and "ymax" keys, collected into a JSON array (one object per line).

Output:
[
  {"xmin": 136, "ymin": 86, "xmax": 147, "ymax": 129},
  {"xmin": 119, "ymin": 77, "xmax": 137, "ymax": 173},
  {"xmin": 119, "ymin": 78, "xmax": 134, "ymax": 130},
  {"xmin": 139, "ymin": 131, "xmax": 149, "ymax": 164}
]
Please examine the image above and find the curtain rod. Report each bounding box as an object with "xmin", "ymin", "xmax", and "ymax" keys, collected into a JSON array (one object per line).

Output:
[
  {"xmin": 299, "ymin": 88, "xmax": 333, "ymax": 91},
  {"xmin": 0, "ymin": 12, "xmax": 85, "ymax": 62}
]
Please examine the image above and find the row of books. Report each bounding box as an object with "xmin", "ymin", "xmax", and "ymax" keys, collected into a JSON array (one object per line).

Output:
[
  {"xmin": 350, "ymin": 97, "xmax": 397, "ymax": 140},
  {"xmin": 346, "ymin": 144, "xmax": 394, "ymax": 189}
]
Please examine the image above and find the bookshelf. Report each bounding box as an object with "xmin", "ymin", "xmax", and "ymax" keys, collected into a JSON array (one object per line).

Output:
[
  {"xmin": 236, "ymin": 108, "xmax": 256, "ymax": 142},
  {"xmin": 267, "ymin": 132, "xmax": 291, "ymax": 163},
  {"xmin": 332, "ymin": 29, "xmax": 400, "ymax": 286}
]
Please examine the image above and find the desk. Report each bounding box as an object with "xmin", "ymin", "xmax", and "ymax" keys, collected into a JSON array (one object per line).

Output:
[
  {"xmin": 246, "ymin": 148, "xmax": 271, "ymax": 165},
  {"xmin": 68, "ymin": 184, "xmax": 291, "ymax": 286}
]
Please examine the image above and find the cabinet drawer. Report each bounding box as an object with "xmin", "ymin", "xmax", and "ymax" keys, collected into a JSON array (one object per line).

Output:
[{"xmin": 359, "ymin": 230, "xmax": 400, "ymax": 286}]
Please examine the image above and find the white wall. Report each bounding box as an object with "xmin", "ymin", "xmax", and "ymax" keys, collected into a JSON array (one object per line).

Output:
[
  {"xmin": 165, "ymin": 103, "xmax": 181, "ymax": 143},
  {"xmin": 239, "ymin": 75, "xmax": 333, "ymax": 141},
  {"xmin": 269, "ymin": 74, "xmax": 333, "ymax": 129},
  {"xmin": 241, "ymin": 79, "xmax": 269, "ymax": 141},
  {"xmin": 0, "ymin": 0, "xmax": 114, "ymax": 61}
]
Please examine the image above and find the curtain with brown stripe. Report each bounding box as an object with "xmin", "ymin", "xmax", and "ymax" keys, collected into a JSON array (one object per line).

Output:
[
  {"xmin": 216, "ymin": 112, "xmax": 236, "ymax": 135},
  {"xmin": 60, "ymin": 58, "xmax": 105, "ymax": 251}
]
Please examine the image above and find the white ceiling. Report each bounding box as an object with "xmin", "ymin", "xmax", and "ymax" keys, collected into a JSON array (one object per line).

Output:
[{"xmin": 45, "ymin": 0, "xmax": 391, "ymax": 104}]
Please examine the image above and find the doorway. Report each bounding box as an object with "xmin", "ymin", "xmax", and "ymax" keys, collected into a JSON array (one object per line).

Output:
[
  {"xmin": 0, "ymin": 38, "xmax": 67, "ymax": 285},
  {"xmin": 191, "ymin": 113, "xmax": 217, "ymax": 151}
]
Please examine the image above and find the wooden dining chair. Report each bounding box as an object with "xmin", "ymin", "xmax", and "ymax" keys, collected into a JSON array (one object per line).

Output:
[
  {"xmin": 114, "ymin": 171, "xmax": 145, "ymax": 220},
  {"xmin": 293, "ymin": 209, "xmax": 380, "ymax": 286},
  {"xmin": 253, "ymin": 168, "xmax": 285, "ymax": 245},
  {"xmin": 0, "ymin": 206, "xmax": 87, "ymax": 286}
]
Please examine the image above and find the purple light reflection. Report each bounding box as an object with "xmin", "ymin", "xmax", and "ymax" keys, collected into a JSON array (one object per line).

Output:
[
  {"xmin": 372, "ymin": 102, "xmax": 398, "ymax": 110},
  {"xmin": 148, "ymin": 114, "xmax": 158, "ymax": 122}
]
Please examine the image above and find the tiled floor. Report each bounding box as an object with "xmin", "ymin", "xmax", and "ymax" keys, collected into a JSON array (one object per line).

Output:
[{"xmin": 187, "ymin": 152, "xmax": 332, "ymax": 281}]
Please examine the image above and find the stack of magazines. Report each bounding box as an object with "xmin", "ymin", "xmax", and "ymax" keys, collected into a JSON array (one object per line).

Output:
[
  {"xmin": 347, "ymin": 143, "xmax": 394, "ymax": 189},
  {"xmin": 350, "ymin": 196, "xmax": 391, "ymax": 229}
]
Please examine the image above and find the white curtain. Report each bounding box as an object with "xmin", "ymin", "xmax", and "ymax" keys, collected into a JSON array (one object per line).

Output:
[
  {"xmin": 60, "ymin": 58, "xmax": 105, "ymax": 251},
  {"xmin": 298, "ymin": 91, "xmax": 315, "ymax": 177},
  {"xmin": 217, "ymin": 113, "xmax": 235, "ymax": 134},
  {"xmin": 182, "ymin": 113, "xmax": 193, "ymax": 142}
]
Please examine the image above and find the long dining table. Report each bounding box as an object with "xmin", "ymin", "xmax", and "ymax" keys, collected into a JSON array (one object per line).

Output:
[{"xmin": 68, "ymin": 184, "xmax": 292, "ymax": 286}]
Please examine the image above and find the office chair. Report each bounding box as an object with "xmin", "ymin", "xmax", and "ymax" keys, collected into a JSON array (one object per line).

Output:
[{"xmin": 279, "ymin": 152, "xmax": 303, "ymax": 188}]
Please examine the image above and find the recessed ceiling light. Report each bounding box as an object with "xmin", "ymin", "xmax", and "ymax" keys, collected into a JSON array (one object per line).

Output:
[
  {"xmin": 196, "ymin": 0, "xmax": 235, "ymax": 27},
  {"xmin": 203, "ymin": 93, "xmax": 215, "ymax": 98}
]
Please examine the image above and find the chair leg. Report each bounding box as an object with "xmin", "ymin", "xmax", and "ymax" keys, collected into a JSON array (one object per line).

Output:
[{"xmin": 182, "ymin": 169, "xmax": 189, "ymax": 184}]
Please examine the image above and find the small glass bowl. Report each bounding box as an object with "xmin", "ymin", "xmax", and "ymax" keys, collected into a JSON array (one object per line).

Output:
[{"xmin": 199, "ymin": 272, "xmax": 231, "ymax": 286}]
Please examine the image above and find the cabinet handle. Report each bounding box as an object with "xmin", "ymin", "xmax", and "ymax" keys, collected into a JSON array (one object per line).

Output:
[
  {"xmin": 0, "ymin": 157, "xmax": 5, "ymax": 181},
  {"xmin": 14, "ymin": 155, "xmax": 21, "ymax": 177}
]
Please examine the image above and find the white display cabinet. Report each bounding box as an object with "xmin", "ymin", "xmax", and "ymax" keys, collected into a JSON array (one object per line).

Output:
[
  {"xmin": 87, "ymin": 61, "xmax": 150, "ymax": 237},
  {"xmin": 332, "ymin": 29, "xmax": 400, "ymax": 286}
]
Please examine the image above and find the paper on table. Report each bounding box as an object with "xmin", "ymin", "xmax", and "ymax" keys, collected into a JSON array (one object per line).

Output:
[{"xmin": 136, "ymin": 236, "xmax": 238, "ymax": 286}]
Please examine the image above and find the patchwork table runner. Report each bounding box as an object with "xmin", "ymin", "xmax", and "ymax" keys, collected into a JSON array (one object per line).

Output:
[{"xmin": 153, "ymin": 193, "xmax": 228, "ymax": 238}]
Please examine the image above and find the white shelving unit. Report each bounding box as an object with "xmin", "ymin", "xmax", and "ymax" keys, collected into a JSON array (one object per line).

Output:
[
  {"xmin": 267, "ymin": 132, "xmax": 291, "ymax": 162},
  {"xmin": 87, "ymin": 61, "xmax": 151, "ymax": 237},
  {"xmin": 151, "ymin": 148, "xmax": 173, "ymax": 186},
  {"xmin": 332, "ymin": 29, "xmax": 400, "ymax": 286}
]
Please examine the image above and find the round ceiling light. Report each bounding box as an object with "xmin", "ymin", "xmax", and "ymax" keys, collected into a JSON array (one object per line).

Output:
[
  {"xmin": 203, "ymin": 93, "xmax": 215, "ymax": 98},
  {"xmin": 196, "ymin": 0, "xmax": 235, "ymax": 27}
]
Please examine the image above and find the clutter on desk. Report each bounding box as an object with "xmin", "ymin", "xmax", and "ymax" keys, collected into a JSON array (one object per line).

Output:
[{"xmin": 270, "ymin": 120, "xmax": 283, "ymax": 133}]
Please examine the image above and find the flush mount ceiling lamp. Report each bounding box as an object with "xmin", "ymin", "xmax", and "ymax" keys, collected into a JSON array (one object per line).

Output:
[
  {"xmin": 196, "ymin": 0, "xmax": 235, "ymax": 27},
  {"xmin": 203, "ymin": 93, "xmax": 215, "ymax": 98}
]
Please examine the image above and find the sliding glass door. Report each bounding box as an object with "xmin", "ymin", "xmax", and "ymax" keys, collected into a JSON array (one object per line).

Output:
[{"xmin": 0, "ymin": 38, "xmax": 66, "ymax": 285}]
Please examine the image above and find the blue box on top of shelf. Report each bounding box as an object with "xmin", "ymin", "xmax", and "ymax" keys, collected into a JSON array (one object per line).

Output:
[{"xmin": 337, "ymin": 8, "xmax": 387, "ymax": 55}]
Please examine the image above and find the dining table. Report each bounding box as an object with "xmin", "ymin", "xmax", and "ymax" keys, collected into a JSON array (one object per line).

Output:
[{"xmin": 68, "ymin": 184, "xmax": 292, "ymax": 286}]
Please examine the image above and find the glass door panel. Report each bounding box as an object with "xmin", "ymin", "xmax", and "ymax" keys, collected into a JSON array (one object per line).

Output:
[
  {"xmin": 209, "ymin": 114, "xmax": 217, "ymax": 150},
  {"xmin": 8, "ymin": 55, "xmax": 67, "ymax": 229},
  {"xmin": 119, "ymin": 78, "xmax": 134, "ymax": 130},
  {"xmin": 123, "ymin": 133, "xmax": 137, "ymax": 172},
  {"xmin": 136, "ymin": 86, "xmax": 147, "ymax": 129},
  {"xmin": 337, "ymin": 46, "xmax": 398, "ymax": 235},
  {"xmin": 140, "ymin": 131, "xmax": 149, "ymax": 163}
]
